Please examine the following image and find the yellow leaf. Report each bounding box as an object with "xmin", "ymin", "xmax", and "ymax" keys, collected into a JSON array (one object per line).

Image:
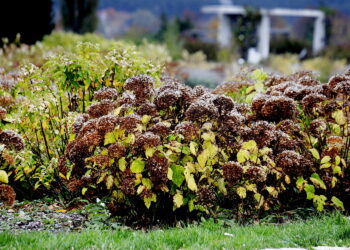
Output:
[
  {"xmin": 142, "ymin": 115, "xmax": 151, "ymax": 124},
  {"xmin": 145, "ymin": 147, "xmax": 156, "ymax": 158},
  {"xmin": 242, "ymin": 140, "xmax": 257, "ymax": 151},
  {"xmin": 218, "ymin": 178, "xmax": 227, "ymax": 195},
  {"xmin": 184, "ymin": 169, "xmax": 197, "ymax": 192},
  {"xmin": 332, "ymin": 110, "xmax": 347, "ymax": 125},
  {"xmin": 82, "ymin": 187, "xmax": 88, "ymax": 195},
  {"xmin": 321, "ymin": 156, "xmax": 331, "ymax": 164},
  {"xmin": 144, "ymin": 193, "xmax": 157, "ymax": 209},
  {"xmin": 167, "ymin": 167, "xmax": 173, "ymax": 180},
  {"xmin": 236, "ymin": 187, "xmax": 246, "ymax": 199},
  {"xmin": 285, "ymin": 175, "xmax": 291, "ymax": 184},
  {"xmin": 173, "ymin": 192, "xmax": 184, "ymax": 208},
  {"xmin": 0, "ymin": 170, "xmax": 8, "ymax": 184},
  {"xmin": 190, "ymin": 141, "xmax": 198, "ymax": 156},
  {"xmin": 118, "ymin": 157, "xmax": 126, "ymax": 171},
  {"xmin": 197, "ymin": 150, "xmax": 209, "ymax": 168},
  {"xmin": 309, "ymin": 148, "xmax": 320, "ymax": 160},
  {"xmin": 237, "ymin": 149, "xmax": 249, "ymax": 163},
  {"xmin": 142, "ymin": 178, "xmax": 152, "ymax": 189},
  {"xmin": 137, "ymin": 185, "xmax": 145, "ymax": 195},
  {"xmin": 106, "ymin": 175, "xmax": 114, "ymax": 189},
  {"xmin": 266, "ymin": 186, "xmax": 278, "ymax": 198}
]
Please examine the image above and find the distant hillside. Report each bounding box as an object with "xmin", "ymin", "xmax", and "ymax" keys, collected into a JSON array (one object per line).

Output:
[{"xmin": 98, "ymin": 0, "xmax": 350, "ymax": 16}]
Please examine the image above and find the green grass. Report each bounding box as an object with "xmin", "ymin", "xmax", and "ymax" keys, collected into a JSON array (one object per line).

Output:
[{"xmin": 1, "ymin": 213, "xmax": 350, "ymax": 250}]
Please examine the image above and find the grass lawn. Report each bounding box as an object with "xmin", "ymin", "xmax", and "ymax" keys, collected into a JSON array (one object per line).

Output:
[{"xmin": 0, "ymin": 213, "xmax": 349, "ymax": 249}]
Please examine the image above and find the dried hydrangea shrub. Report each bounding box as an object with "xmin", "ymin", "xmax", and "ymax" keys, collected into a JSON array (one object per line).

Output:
[
  {"xmin": 147, "ymin": 151, "xmax": 169, "ymax": 183},
  {"xmin": 175, "ymin": 121, "xmax": 199, "ymax": 142}
]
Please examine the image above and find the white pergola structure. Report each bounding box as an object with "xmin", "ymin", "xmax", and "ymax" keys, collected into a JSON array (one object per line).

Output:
[{"xmin": 202, "ymin": 5, "xmax": 326, "ymax": 59}]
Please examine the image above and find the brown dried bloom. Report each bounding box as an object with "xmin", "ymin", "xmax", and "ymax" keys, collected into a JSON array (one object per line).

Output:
[
  {"xmin": 328, "ymin": 74, "xmax": 350, "ymax": 90},
  {"xmin": 326, "ymin": 136, "xmax": 344, "ymax": 149},
  {"xmin": 119, "ymin": 114, "xmax": 141, "ymax": 132},
  {"xmin": 0, "ymin": 130, "xmax": 25, "ymax": 151},
  {"xmin": 120, "ymin": 169, "xmax": 136, "ymax": 196},
  {"xmin": 72, "ymin": 114, "xmax": 89, "ymax": 134},
  {"xmin": 260, "ymin": 96, "xmax": 297, "ymax": 121},
  {"xmin": 245, "ymin": 121, "xmax": 276, "ymax": 148},
  {"xmin": 147, "ymin": 151, "xmax": 169, "ymax": 183},
  {"xmin": 137, "ymin": 102, "xmax": 157, "ymax": 117},
  {"xmin": 198, "ymin": 187, "xmax": 216, "ymax": 206},
  {"xmin": 277, "ymin": 119, "xmax": 300, "ymax": 136},
  {"xmin": 301, "ymin": 93, "xmax": 326, "ymax": 112},
  {"xmin": 67, "ymin": 179, "xmax": 85, "ymax": 192},
  {"xmin": 309, "ymin": 119, "xmax": 327, "ymax": 136},
  {"xmin": 96, "ymin": 115, "xmax": 119, "ymax": 134},
  {"xmin": 87, "ymin": 100, "xmax": 116, "ymax": 118},
  {"xmin": 175, "ymin": 121, "xmax": 199, "ymax": 142},
  {"xmin": 124, "ymin": 75, "xmax": 155, "ymax": 104},
  {"xmin": 148, "ymin": 122, "xmax": 171, "ymax": 137},
  {"xmin": 245, "ymin": 166, "xmax": 267, "ymax": 183},
  {"xmin": 298, "ymin": 75, "xmax": 320, "ymax": 86},
  {"xmin": 117, "ymin": 92, "xmax": 136, "ymax": 106},
  {"xmin": 185, "ymin": 100, "xmax": 218, "ymax": 122},
  {"xmin": 155, "ymin": 88, "xmax": 182, "ymax": 110},
  {"xmin": 87, "ymin": 155, "xmax": 110, "ymax": 167},
  {"xmin": 221, "ymin": 110, "xmax": 245, "ymax": 133},
  {"xmin": 94, "ymin": 87, "xmax": 118, "ymax": 100},
  {"xmin": 334, "ymin": 80, "xmax": 350, "ymax": 95},
  {"xmin": 223, "ymin": 162, "xmax": 243, "ymax": 184},
  {"xmin": 0, "ymin": 96, "xmax": 15, "ymax": 108},
  {"xmin": 276, "ymin": 150, "xmax": 303, "ymax": 176},
  {"xmin": 135, "ymin": 132, "xmax": 161, "ymax": 150},
  {"xmin": 211, "ymin": 95, "xmax": 235, "ymax": 114},
  {"xmin": 0, "ymin": 107, "xmax": 6, "ymax": 120},
  {"xmin": 0, "ymin": 184, "xmax": 16, "ymax": 206},
  {"xmin": 58, "ymin": 156, "xmax": 68, "ymax": 176},
  {"xmin": 107, "ymin": 142, "xmax": 126, "ymax": 158}
]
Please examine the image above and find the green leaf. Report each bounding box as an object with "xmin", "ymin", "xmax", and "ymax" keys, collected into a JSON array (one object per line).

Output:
[
  {"xmin": 309, "ymin": 148, "xmax": 320, "ymax": 160},
  {"xmin": 332, "ymin": 110, "xmax": 347, "ymax": 125},
  {"xmin": 197, "ymin": 150, "xmax": 209, "ymax": 168},
  {"xmin": 242, "ymin": 140, "xmax": 257, "ymax": 151},
  {"xmin": 305, "ymin": 184, "xmax": 315, "ymax": 200},
  {"xmin": 171, "ymin": 164, "xmax": 185, "ymax": 187},
  {"xmin": 313, "ymin": 195, "xmax": 327, "ymax": 211},
  {"xmin": 331, "ymin": 196, "xmax": 345, "ymax": 211},
  {"xmin": 0, "ymin": 170, "xmax": 8, "ymax": 184},
  {"xmin": 236, "ymin": 187, "xmax": 246, "ymax": 199},
  {"xmin": 320, "ymin": 156, "xmax": 331, "ymax": 164},
  {"xmin": 190, "ymin": 141, "xmax": 198, "ymax": 156},
  {"xmin": 142, "ymin": 178, "xmax": 152, "ymax": 189},
  {"xmin": 173, "ymin": 192, "xmax": 184, "ymax": 208},
  {"xmin": 310, "ymin": 173, "xmax": 327, "ymax": 190},
  {"xmin": 237, "ymin": 149, "xmax": 249, "ymax": 163},
  {"xmin": 296, "ymin": 177, "xmax": 306, "ymax": 189},
  {"xmin": 333, "ymin": 166, "xmax": 342, "ymax": 175},
  {"xmin": 130, "ymin": 159, "xmax": 145, "ymax": 173},
  {"xmin": 145, "ymin": 147, "xmax": 156, "ymax": 158},
  {"xmin": 184, "ymin": 169, "xmax": 197, "ymax": 192},
  {"xmin": 104, "ymin": 132, "xmax": 116, "ymax": 145},
  {"xmin": 144, "ymin": 193, "xmax": 156, "ymax": 209},
  {"xmin": 118, "ymin": 157, "xmax": 126, "ymax": 171},
  {"xmin": 106, "ymin": 175, "xmax": 114, "ymax": 189}
]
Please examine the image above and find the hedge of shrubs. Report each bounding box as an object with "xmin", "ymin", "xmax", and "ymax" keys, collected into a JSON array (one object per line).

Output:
[{"xmin": 1, "ymin": 40, "xmax": 350, "ymax": 223}]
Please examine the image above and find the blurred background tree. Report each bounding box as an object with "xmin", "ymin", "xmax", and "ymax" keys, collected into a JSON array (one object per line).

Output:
[
  {"xmin": 60, "ymin": 0, "xmax": 99, "ymax": 34},
  {"xmin": 0, "ymin": 0, "xmax": 54, "ymax": 45}
]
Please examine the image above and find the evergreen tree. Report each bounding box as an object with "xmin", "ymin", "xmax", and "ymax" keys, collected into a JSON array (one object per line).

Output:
[
  {"xmin": 60, "ymin": 0, "xmax": 99, "ymax": 34},
  {"xmin": 0, "ymin": 0, "xmax": 54, "ymax": 45}
]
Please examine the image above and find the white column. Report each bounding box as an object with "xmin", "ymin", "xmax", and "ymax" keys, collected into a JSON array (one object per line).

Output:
[
  {"xmin": 218, "ymin": 13, "xmax": 232, "ymax": 48},
  {"xmin": 257, "ymin": 14, "xmax": 271, "ymax": 60},
  {"xmin": 312, "ymin": 15, "xmax": 326, "ymax": 55}
]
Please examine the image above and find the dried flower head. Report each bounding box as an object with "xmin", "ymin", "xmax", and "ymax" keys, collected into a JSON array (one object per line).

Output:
[
  {"xmin": 276, "ymin": 150, "xmax": 302, "ymax": 176},
  {"xmin": 147, "ymin": 151, "xmax": 169, "ymax": 183},
  {"xmin": 0, "ymin": 107, "xmax": 6, "ymax": 120},
  {"xmin": 87, "ymin": 155, "xmax": 110, "ymax": 167},
  {"xmin": 94, "ymin": 87, "xmax": 118, "ymax": 100},
  {"xmin": 0, "ymin": 130, "xmax": 25, "ymax": 151},
  {"xmin": 198, "ymin": 187, "xmax": 216, "ymax": 206},
  {"xmin": 211, "ymin": 95, "xmax": 235, "ymax": 114},
  {"xmin": 87, "ymin": 100, "xmax": 116, "ymax": 118},
  {"xmin": 185, "ymin": 100, "xmax": 218, "ymax": 122},
  {"xmin": 137, "ymin": 102, "xmax": 157, "ymax": 117},
  {"xmin": 175, "ymin": 121, "xmax": 199, "ymax": 142},
  {"xmin": 119, "ymin": 114, "xmax": 141, "ymax": 132},
  {"xmin": 120, "ymin": 169, "xmax": 136, "ymax": 196},
  {"xmin": 117, "ymin": 92, "xmax": 136, "ymax": 106},
  {"xmin": 135, "ymin": 132, "xmax": 161, "ymax": 149},
  {"xmin": 124, "ymin": 75, "xmax": 155, "ymax": 104},
  {"xmin": 155, "ymin": 88, "xmax": 182, "ymax": 110},
  {"xmin": 148, "ymin": 122, "xmax": 171, "ymax": 137},
  {"xmin": 0, "ymin": 184, "xmax": 16, "ymax": 206},
  {"xmin": 326, "ymin": 136, "xmax": 344, "ymax": 149},
  {"xmin": 298, "ymin": 76, "xmax": 320, "ymax": 86},
  {"xmin": 334, "ymin": 80, "xmax": 350, "ymax": 95},
  {"xmin": 72, "ymin": 114, "xmax": 90, "ymax": 134},
  {"xmin": 245, "ymin": 121, "xmax": 276, "ymax": 148},
  {"xmin": 67, "ymin": 179, "xmax": 85, "ymax": 192},
  {"xmin": 301, "ymin": 93, "xmax": 326, "ymax": 112},
  {"xmin": 309, "ymin": 119, "xmax": 327, "ymax": 135},
  {"xmin": 277, "ymin": 119, "xmax": 300, "ymax": 136},
  {"xmin": 260, "ymin": 96, "xmax": 297, "ymax": 121},
  {"xmin": 328, "ymin": 74, "xmax": 350, "ymax": 89},
  {"xmin": 58, "ymin": 156, "xmax": 68, "ymax": 176},
  {"xmin": 245, "ymin": 166, "xmax": 266, "ymax": 183},
  {"xmin": 96, "ymin": 115, "xmax": 119, "ymax": 134},
  {"xmin": 223, "ymin": 162, "xmax": 243, "ymax": 184},
  {"xmin": 107, "ymin": 142, "xmax": 126, "ymax": 158}
]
